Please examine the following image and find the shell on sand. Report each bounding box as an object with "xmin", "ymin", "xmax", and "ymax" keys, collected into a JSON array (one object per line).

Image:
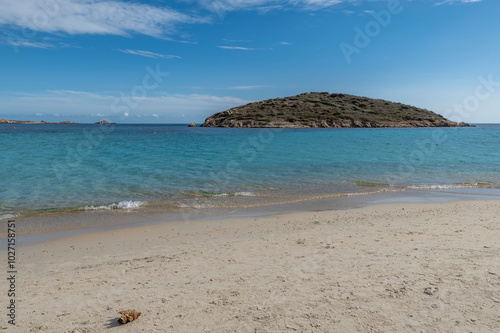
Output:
[{"xmin": 118, "ymin": 309, "xmax": 141, "ymax": 324}]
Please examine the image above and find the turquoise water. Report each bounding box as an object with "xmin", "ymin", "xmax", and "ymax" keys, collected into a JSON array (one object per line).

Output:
[{"xmin": 1, "ymin": 123, "xmax": 500, "ymax": 219}]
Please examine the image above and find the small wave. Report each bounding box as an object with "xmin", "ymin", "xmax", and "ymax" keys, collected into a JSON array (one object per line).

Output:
[
  {"xmin": 407, "ymin": 184, "xmax": 476, "ymax": 190},
  {"xmin": 235, "ymin": 192, "xmax": 255, "ymax": 197},
  {"xmin": 83, "ymin": 201, "xmax": 144, "ymax": 211},
  {"xmin": 116, "ymin": 201, "xmax": 144, "ymax": 209},
  {"xmin": 0, "ymin": 214, "xmax": 18, "ymax": 220},
  {"xmin": 201, "ymin": 191, "xmax": 255, "ymax": 197},
  {"xmin": 353, "ymin": 181, "xmax": 391, "ymax": 187},
  {"xmin": 200, "ymin": 191, "xmax": 227, "ymax": 197}
]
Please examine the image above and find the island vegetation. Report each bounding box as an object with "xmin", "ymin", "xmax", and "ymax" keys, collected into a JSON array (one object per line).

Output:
[{"xmin": 201, "ymin": 92, "xmax": 470, "ymax": 128}]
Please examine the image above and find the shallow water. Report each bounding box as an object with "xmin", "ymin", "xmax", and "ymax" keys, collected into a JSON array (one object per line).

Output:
[{"xmin": 1, "ymin": 123, "xmax": 499, "ymax": 224}]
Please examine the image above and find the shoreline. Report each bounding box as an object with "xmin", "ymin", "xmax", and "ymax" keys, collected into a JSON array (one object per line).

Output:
[
  {"xmin": 5, "ymin": 187, "xmax": 500, "ymax": 246},
  {"xmin": 7, "ymin": 199, "xmax": 500, "ymax": 332}
]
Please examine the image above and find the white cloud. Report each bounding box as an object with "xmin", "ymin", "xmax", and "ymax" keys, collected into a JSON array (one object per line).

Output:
[
  {"xmin": 1, "ymin": 36, "xmax": 77, "ymax": 50},
  {"xmin": 223, "ymin": 38, "xmax": 253, "ymax": 43},
  {"xmin": 0, "ymin": 90, "xmax": 248, "ymax": 121},
  {"xmin": 279, "ymin": 41, "xmax": 290, "ymax": 45},
  {"xmin": 298, "ymin": 0, "xmax": 343, "ymax": 8},
  {"xmin": 47, "ymin": 89, "xmax": 114, "ymax": 100},
  {"xmin": 218, "ymin": 45, "xmax": 256, "ymax": 50},
  {"xmin": 198, "ymin": 0, "xmax": 343, "ymax": 14},
  {"xmin": 0, "ymin": 0, "xmax": 349, "ymax": 43},
  {"xmin": 435, "ymin": 0, "xmax": 481, "ymax": 5},
  {"xmin": 118, "ymin": 49, "xmax": 181, "ymax": 59},
  {"xmin": 3, "ymin": 39, "xmax": 55, "ymax": 48},
  {"xmin": 0, "ymin": 0, "xmax": 483, "ymax": 41},
  {"xmin": 226, "ymin": 85, "xmax": 271, "ymax": 90},
  {"xmin": 0, "ymin": 0, "xmax": 206, "ymax": 38}
]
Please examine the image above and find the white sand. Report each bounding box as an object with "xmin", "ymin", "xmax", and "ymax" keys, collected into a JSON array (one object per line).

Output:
[{"xmin": 6, "ymin": 200, "xmax": 500, "ymax": 332}]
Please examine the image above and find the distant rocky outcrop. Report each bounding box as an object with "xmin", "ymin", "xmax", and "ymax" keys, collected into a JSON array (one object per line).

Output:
[
  {"xmin": 201, "ymin": 92, "xmax": 470, "ymax": 128},
  {"xmin": 0, "ymin": 119, "xmax": 78, "ymax": 124},
  {"xmin": 95, "ymin": 120, "xmax": 117, "ymax": 124},
  {"xmin": 187, "ymin": 122, "xmax": 197, "ymax": 127},
  {"xmin": 51, "ymin": 120, "xmax": 78, "ymax": 124}
]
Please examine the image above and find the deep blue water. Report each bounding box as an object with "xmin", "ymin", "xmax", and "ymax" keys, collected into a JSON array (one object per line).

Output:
[{"xmin": 1, "ymin": 123, "xmax": 499, "ymax": 219}]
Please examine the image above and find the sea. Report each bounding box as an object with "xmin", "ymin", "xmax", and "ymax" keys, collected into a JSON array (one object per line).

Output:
[{"xmin": 1, "ymin": 123, "xmax": 500, "ymax": 235}]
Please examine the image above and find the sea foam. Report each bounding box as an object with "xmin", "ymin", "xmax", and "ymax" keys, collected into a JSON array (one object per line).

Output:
[
  {"xmin": 83, "ymin": 201, "xmax": 144, "ymax": 211},
  {"xmin": 0, "ymin": 214, "xmax": 18, "ymax": 220}
]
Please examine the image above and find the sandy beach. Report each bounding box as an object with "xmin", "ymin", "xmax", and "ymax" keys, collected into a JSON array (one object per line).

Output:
[{"xmin": 5, "ymin": 200, "xmax": 500, "ymax": 332}]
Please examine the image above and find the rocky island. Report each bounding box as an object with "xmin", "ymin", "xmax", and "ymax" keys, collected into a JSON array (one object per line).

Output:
[
  {"xmin": 0, "ymin": 119, "xmax": 78, "ymax": 124},
  {"xmin": 95, "ymin": 120, "xmax": 117, "ymax": 124},
  {"xmin": 201, "ymin": 92, "xmax": 469, "ymax": 128}
]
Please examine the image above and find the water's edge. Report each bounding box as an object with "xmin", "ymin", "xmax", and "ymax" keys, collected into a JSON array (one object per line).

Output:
[{"xmin": 6, "ymin": 187, "xmax": 500, "ymax": 247}]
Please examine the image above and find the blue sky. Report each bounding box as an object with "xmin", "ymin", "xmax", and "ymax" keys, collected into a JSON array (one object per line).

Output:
[{"xmin": 0, "ymin": 0, "xmax": 499, "ymax": 123}]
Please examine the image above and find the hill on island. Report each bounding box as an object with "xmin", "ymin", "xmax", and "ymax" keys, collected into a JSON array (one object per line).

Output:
[{"xmin": 201, "ymin": 92, "xmax": 469, "ymax": 128}]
